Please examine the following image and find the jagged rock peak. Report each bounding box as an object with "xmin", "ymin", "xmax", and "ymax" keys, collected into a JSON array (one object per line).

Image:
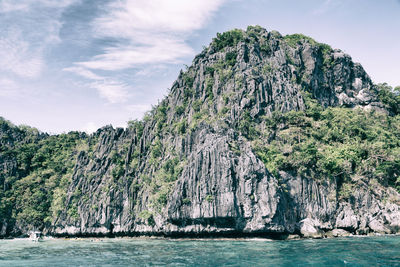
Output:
[{"xmin": 160, "ymin": 26, "xmax": 384, "ymax": 131}]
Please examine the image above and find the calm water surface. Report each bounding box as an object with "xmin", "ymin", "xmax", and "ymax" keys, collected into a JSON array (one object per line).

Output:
[{"xmin": 1, "ymin": 236, "xmax": 399, "ymax": 266}]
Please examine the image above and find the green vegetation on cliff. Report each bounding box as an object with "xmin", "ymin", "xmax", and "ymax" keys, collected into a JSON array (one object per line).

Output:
[
  {"xmin": 0, "ymin": 119, "xmax": 86, "ymax": 230},
  {"xmin": 374, "ymin": 83, "xmax": 400, "ymax": 115},
  {"xmin": 252, "ymin": 95, "xmax": 400, "ymax": 195},
  {"xmin": 0, "ymin": 27, "xmax": 399, "ymax": 237}
]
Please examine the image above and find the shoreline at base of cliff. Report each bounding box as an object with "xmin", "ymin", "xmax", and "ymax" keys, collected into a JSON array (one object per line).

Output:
[{"xmin": 2, "ymin": 232, "xmax": 400, "ymax": 242}]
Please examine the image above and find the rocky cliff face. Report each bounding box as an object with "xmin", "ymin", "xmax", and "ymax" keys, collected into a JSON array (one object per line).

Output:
[{"xmin": 1, "ymin": 26, "xmax": 399, "ymax": 238}]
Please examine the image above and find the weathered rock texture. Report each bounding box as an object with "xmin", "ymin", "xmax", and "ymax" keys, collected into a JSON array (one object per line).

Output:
[{"xmin": 1, "ymin": 26, "xmax": 399, "ymax": 238}]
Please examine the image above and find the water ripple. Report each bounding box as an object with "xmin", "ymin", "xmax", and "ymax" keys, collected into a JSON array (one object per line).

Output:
[{"xmin": 0, "ymin": 236, "xmax": 399, "ymax": 266}]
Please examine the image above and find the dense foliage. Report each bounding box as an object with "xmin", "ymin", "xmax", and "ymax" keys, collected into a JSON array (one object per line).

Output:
[
  {"xmin": 283, "ymin": 33, "xmax": 332, "ymax": 54},
  {"xmin": 251, "ymin": 96, "xmax": 400, "ymax": 195},
  {"xmin": 0, "ymin": 118, "xmax": 86, "ymax": 230},
  {"xmin": 212, "ymin": 29, "xmax": 244, "ymax": 51},
  {"xmin": 374, "ymin": 83, "xmax": 400, "ymax": 115}
]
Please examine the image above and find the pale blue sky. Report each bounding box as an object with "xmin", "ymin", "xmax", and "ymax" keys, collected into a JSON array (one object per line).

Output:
[{"xmin": 0, "ymin": 0, "xmax": 399, "ymax": 133}]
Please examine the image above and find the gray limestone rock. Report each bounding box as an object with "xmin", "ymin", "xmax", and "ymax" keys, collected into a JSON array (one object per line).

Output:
[
  {"xmin": 0, "ymin": 27, "xmax": 398, "ymax": 238},
  {"xmin": 330, "ymin": 229, "xmax": 351, "ymax": 237},
  {"xmin": 299, "ymin": 218, "xmax": 324, "ymax": 238}
]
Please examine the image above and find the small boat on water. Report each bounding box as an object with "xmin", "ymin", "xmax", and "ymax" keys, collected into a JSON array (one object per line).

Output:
[{"xmin": 29, "ymin": 231, "xmax": 43, "ymax": 242}]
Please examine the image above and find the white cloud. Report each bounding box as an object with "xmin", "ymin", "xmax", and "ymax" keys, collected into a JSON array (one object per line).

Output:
[
  {"xmin": 63, "ymin": 66, "xmax": 131, "ymax": 103},
  {"xmin": 90, "ymin": 80, "xmax": 130, "ymax": 104},
  {"xmin": 0, "ymin": 0, "xmax": 78, "ymax": 80},
  {"xmin": 0, "ymin": 0, "xmax": 78, "ymax": 13},
  {"xmin": 0, "ymin": 29, "xmax": 44, "ymax": 78},
  {"xmin": 78, "ymin": 37, "xmax": 193, "ymax": 70},
  {"xmin": 64, "ymin": 0, "xmax": 226, "ymax": 104},
  {"xmin": 135, "ymin": 65, "xmax": 168, "ymax": 77},
  {"xmin": 76, "ymin": 0, "xmax": 227, "ymax": 71},
  {"xmin": 94, "ymin": 0, "xmax": 227, "ymax": 37},
  {"xmin": 66, "ymin": 0, "xmax": 227, "ymax": 104},
  {"xmin": 63, "ymin": 66, "xmax": 103, "ymax": 80}
]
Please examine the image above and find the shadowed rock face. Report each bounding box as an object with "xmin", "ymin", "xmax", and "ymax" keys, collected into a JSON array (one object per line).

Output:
[{"xmin": 1, "ymin": 26, "xmax": 399, "ymax": 238}]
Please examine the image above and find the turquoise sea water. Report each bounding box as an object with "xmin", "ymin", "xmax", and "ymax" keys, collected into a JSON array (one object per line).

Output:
[{"xmin": 1, "ymin": 236, "xmax": 399, "ymax": 266}]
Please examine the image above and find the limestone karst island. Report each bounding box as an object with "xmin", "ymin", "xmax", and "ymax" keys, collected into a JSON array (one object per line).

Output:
[{"xmin": 1, "ymin": 27, "xmax": 399, "ymax": 241}]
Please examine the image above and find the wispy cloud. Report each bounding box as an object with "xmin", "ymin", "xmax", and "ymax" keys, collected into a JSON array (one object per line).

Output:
[
  {"xmin": 77, "ymin": 37, "xmax": 193, "ymax": 70},
  {"xmin": 0, "ymin": 29, "xmax": 44, "ymax": 78},
  {"xmin": 82, "ymin": 0, "xmax": 226, "ymax": 70},
  {"xmin": 94, "ymin": 0, "xmax": 227, "ymax": 36},
  {"xmin": 90, "ymin": 80, "xmax": 129, "ymax": 104},
  {"xmin": 0, "ymin": 0, "xmax": 78, "ymax": 80},
  {"xmin": 64, "ymin": 66, "xmax": 129, "ymax": 103},
  {"xmin": 134, "ymin": 65, "xmax": 168, "ymax": 77},
  {"xmin": 0, "ymin": 0, "xmax": 78, "ymax": 13},
  {"xmin": 64, "ymin": 66, "xmax": 103, "ymax": 80},
  {"xmin": 67, "ymin": 0, "xmax": 227, "ymax": 104},
  {"xmin": 65, "ymin": 63, "xmax": 172, "ymax": 104}
]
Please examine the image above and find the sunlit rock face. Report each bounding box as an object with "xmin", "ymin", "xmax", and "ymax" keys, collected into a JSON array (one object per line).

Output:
[{"xmin": 1, "ymin": 26, "xmax": 399, "ymax": 238}]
